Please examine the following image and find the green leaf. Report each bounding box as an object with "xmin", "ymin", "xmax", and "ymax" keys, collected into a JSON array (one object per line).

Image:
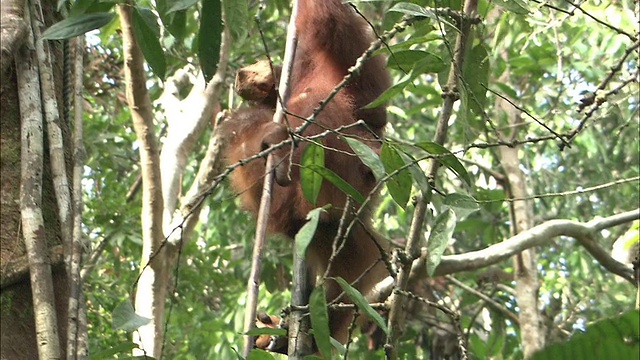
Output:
[
  {"xmin": 443, "ymin": 193, "xmax": 480, "ymax": 219},
  {"xmin": 335, "ymin": 278, "xmax": 388, "ymax": 333},
  {"xmin": 381, "ymin": 143, "xmax": 412, "ymax": 209},
  {"xmin": 112, "ymin": 300, "xmax": 151, "ymax": 332},
  {"xmin": 427, "ymin": 209, "xmax": 456, "ymax": 276},
  {"xmin": 198, "ymin": 0, "xmax": 223, "ymax": 83},
  {"xmin": 223, "ymin": 0, "xmax": 249, "ymax": 41},
  {"xmin": 91, "ymin": 342, "xmax": 140, "ymax": 359},
  {"xmin": 460, "ymin": 43, "xmax": 490, "ymax": 122},
  {"xmin": 132, "ymin": 7, "xmax": 166, "ymax": 80},
  {"xmin": 388, "ymin": 2, "xmax": 431, "ymax": 17},
  {"xmin": 397, "ymin": 151, "xmax": 430, "ymax": 195},
  {"xmin": 344, "ymin": 137, "xmax": 385, "ymax": 181},
  {"xmin": 42, "ymin": 13, "xmax": 115, "ymax": 40},
  {"xmin": 134, "ymin": 7, "xmax": 160, "ymax": 37},
  {"xmin": 166, "ymin": 10, "xmax": 187, "ymax": 40},
  {"xmin": 366, "ymin": 76, "xmax": 413, "ymax": 109},
  {"xmin": 388, "ymin": 3, "xmax": 457, "ymax": 30},
  {"xmin": 70, "ymin": 0, "xmax": 115, "ymax": 16},
  {"xmin": 491, "ymin": 0, "xmax": 530, "ymax": 15},
  {"xmin": 294, "ymin": 208, "xmax": 324, "ymax": 259},
  {"xmin": 309, "ymin": 286, "xmax": 332, "ymax": 358},
  {"xmin": 247, "ymin": 349, "xmax": 277, "ymax": 360},
  {"xmin": 531, "ymin": 310, "xmax": 639, "ymax": 360},
  {"xmin": 387, "ymin": 50, "xmax": 447, "ymax": 73},
  {"xmin": 305, "ymin": 164, "xmax": 365, "ymax": 204},
  {"xmin": 369, "ymin": 54, "xmax": 445, "ymax": 108},
  {"xmin": 300, "ymin": 143, "xmax": 325, "ymax": 205},
  {"xmin": 167, "ymin": 0, "xmax": 198, "ymax": 13},
  {"xmin": 244, "ymin": 327, "xmax": 287, "ymax": 337},
  {"xmin": 415, "ymin": 142, "xmax": 471, "ymax": 186}
]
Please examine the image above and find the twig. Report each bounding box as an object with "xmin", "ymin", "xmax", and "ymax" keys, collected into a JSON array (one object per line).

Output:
[
  {"xmin": 476, "ymin": 176, "xmax": 640, "ymax": 204},
  {"xmin": 446, "ymin": 275, "xmax": 520, "ymax": 325},
  {"xmin": 565, "ymin": 0, "xmax": 637, "ymax": 41},
  {"xmin": 484, "ymin": 86, "xmax": 569, "ymax": 147}
]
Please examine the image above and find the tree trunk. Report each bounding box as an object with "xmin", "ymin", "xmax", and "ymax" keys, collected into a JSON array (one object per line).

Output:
[
  {"xmin": 0, "ymin": 0, "xmax": 71, "ymax": 358},
  {"xmin": 496, "ymin": 94, "xmax": 546, "ymax": 358}
]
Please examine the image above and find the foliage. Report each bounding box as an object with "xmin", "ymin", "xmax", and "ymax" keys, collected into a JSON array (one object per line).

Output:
[
  {"xmin": 531, "ymin": 309, "xmax": 639, "ymax": 360},
  {"xmin": 68, "ymin": 0, "xmax": 639, "ymax": 358}
]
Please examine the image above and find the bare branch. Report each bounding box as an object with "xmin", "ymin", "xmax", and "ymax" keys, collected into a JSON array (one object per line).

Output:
[
  {"xmin": 432, "ymin": 209, "xmax": 639, "ymax": 284},
  {"xmin": 243, "ymin": 1, "xmax": 299, "ymax": 354}
]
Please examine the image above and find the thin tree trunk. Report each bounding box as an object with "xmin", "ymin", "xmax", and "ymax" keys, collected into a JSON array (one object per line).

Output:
[
  {"xmin": 117, "ymin": 3, "xmax": 166, "ymax": 357},
  {"xmin": 17, "ymin": 6, "xmax": 62, "ymax": 357}
]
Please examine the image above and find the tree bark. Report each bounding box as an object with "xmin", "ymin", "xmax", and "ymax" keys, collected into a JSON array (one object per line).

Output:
[
  {"xmin": 496, "ymin": 87, "xmax": 546, "ymax": 358},
  {"xmin": 117, "ymin": 3, "xmax": 167, "ymax": 357},
  {"xmin": 1, "ymin": 0, "xmax": 70, "ymax": 358}
]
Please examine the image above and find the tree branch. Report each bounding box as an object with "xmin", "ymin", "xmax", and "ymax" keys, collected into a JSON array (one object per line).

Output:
[
  {"xmin": 432, "ymin": 209, "xmax": 639, "ymax": 284},
  {"xmin": 242, "ymin": 1, "xmax": 299, "ymax": 355}
]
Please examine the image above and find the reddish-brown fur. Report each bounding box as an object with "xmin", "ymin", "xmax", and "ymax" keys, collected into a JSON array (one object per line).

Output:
[{"xmin": 220, "ymin": 0, "xmax": 391, "ymax": 345}]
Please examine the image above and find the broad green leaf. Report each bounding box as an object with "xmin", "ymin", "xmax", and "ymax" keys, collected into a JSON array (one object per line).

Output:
[
  {"xmin": 335, "ymin": 278, "xmax": 388, "ymax": 333},
  {"xmin": 134, "ymin": 6, "xmax": 160, "ymax": 37},
  {"xmin": 70, "ymin": 0, "xmax": 115, "ymax": 16},
  {"xmin": 427, "ymin": 209, "xmax": 456, "ymax": 276},
  {"xmin": 305, "ymin": 164, "xmax": 365, "ymax": 204},
  {"xmin": 309, "ymin": 286, "xmax": 332, "ymax": 357},
  {"xmin": 112, "ymin": 300, "xmax": 151, "ymax": 332},
  {"xmin": 198, "ymin": 0, "xmax": 223, "ymax": 83},
  {"xmin": 132, "ymin": 7, "xmax": 166, "ymax": 80},
  {"xmin": 294, "ymin": 208, "xmax": 324, "ymax": 259},
  {"xmin": 531, "ymin": 310, "xmax": 639, "ymax": 360},
  {"xmin": 155, "ymin": 0, "xmax": 186, "ymax": 40},
  {"xmin": 381, "ymin": 143, "xmax": 412, "ymax": 209},
  {"xmin": 387, "ymin": 50, "xmax": 447, "ymax": 73},
  {"xmin": 300, "ymin": 143, "xmax": 325, "ymax": 205},
  {"xmin": 167, "ymin": 0, "xmax": 198, "ymax": 13},
  {"xmin": 443, "ymin": 193, "xmax": 480, "ymax": 219},
  {"xmin": 166, "ymin": 10, "xmax": 187, "ymax": 40},
  {"xmin": 247, "ymin": 349, "xmax": 277, "ymax": 360},
  {"xmin": 415, "ymin": 142, "xmax": 471, "ymax": 186},
  {"xmin": 369, "ymin": 53, "xmax": 446, "ymax": 108},
  {"xmin": 366, "ymin": 76, "xmax": 413, "ymax": 108},
  {"xmin": 42, "ymin": 13, "xmax": 114, "ymax": 40},
  {"xmin": 397, "ymin": 151, "xmax": 430, "ymax": 195},
  {"xmin": 223, "ymin": 0, "xmax": 249, "ymax": 41},
  {"xmin": 344, "ymin": 137, "xmax": 385, "ymax": 181},
  {"xmin": 460, "ymin": 43, "xmax": 490, "ymax": 123}
]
